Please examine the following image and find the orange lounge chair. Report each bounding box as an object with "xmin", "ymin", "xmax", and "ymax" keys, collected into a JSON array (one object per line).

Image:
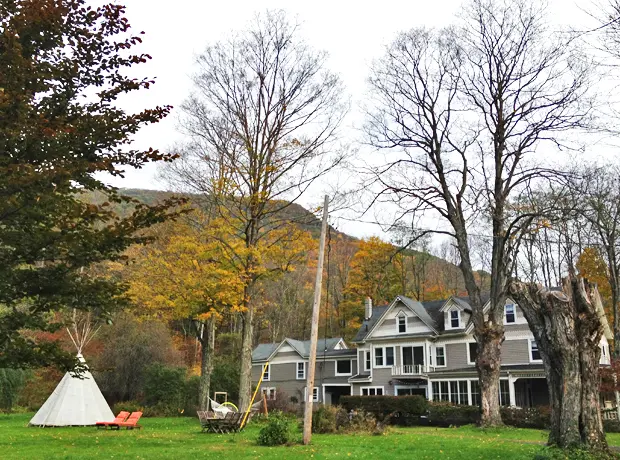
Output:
[
  {"xmin": 109, "ymin": 411, "xmax": 143, "ymax": 430},
  {"xmin": 96, "ymin": 411, "xmax": 130, "ymax": 429}
]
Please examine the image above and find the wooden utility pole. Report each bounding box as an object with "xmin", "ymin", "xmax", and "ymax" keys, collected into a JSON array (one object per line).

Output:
[{"xmin": 303, "ymin": 195, "xmax": 329, "ymax": 445}]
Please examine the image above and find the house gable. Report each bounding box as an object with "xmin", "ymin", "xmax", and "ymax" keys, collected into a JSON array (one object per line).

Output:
[{"xmin": 366, "ymin": 296, "xmax": 436, "ymax": 339}]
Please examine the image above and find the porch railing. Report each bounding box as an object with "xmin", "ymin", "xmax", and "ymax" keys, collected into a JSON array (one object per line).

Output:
[{"xmin": 391, "ymin": 364, "xmax": 429, "ymax": 376}]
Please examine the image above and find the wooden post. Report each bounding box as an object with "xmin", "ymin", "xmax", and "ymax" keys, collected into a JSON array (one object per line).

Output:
[{"xmin": 303, "ymin": 195, "xmax": 329, "ymax": 445}]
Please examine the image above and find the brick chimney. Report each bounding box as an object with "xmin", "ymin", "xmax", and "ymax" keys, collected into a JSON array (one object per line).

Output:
[{"xmin": 365, "ymin": 297, "xmax": 373, "ymax": 320}]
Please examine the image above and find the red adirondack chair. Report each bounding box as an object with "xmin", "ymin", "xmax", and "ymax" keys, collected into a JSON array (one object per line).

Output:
[
  {"xmin": 96, "ymin": 411, "xmax": 130, "ymax": 429},
  {"xmin": 109, "ymin": 411, "xmax": 143, "ymax": 430}
]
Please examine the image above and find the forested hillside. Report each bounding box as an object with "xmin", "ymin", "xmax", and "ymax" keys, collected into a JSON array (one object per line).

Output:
[{"xmin": 83, "ymin": 188, "xmax": 481, "ymax": 341}]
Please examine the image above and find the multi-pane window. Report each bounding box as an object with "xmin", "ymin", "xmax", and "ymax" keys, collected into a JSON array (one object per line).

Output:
[
  {"xmin": 499, "ymin": 380, "xmax": 510, "ymax": 406},
  {"xmin": 362, "ymin": 387, "xmax": 383, "ymax": 396},
  {"xmin": 530, "ymin": 340, "xmax": 541, "ymax": 361},
  {"xmin": 261, "ymin": 387, "xmax": 276, "ymax": 400},
  {"xmin": 374, "ymin": 346, "xmax": 394, "ymax": 367},
  {"xmin": 365, "ymin": 351, "xmax": 371, "ymax": 371},
  {"xmin": 435, "ymin": 346, "xmax": 446, "ymax": 366},
  {"xmin": 336, "ymin": 359, "xmax": 352, "ymax": 375},
  {"xmin": 458, "ymin": 381, "xmax": 468, "ymax": 405},
  {"xmin": 468, "ymin": 343, "xmax": 478, "ymax": 364},
  {"xmin": 296, "ymin": 362, "xmax": 306, "ymax": 380},
  {"xmin": 375, "ymin": 347, "xmax": 384, "ymax": 366},
  {"xmin": 312, "ymin": 387, "xmax": 319, "ymax": 402},
  {"xmin": 386, "ymin": 347, "xmax": 395, "ymax": 366},
  {"xmin": 505, "ymin": 304, "xmax": 516, "ymax": 324},
  {"xmin": 450, "ymin": 381, "xmax": 459, "ymax": 404},
  {"xmin": 398, "ymin": 315, "xmax": 407, "ymax": 333},
  {"xmin": 470, "ymin": 380, "xmax": 480, "ymax": 406},
  {"xmin": 450, "ymin": 310, "xmax": 460, "ymax": 328},
  {"xmin": 432, "ymin": 380, "xmax": 471, "ymax": 405},
  {"xmin": 263, "ymin": 364, "xmax": 270, "ymax": 381}
]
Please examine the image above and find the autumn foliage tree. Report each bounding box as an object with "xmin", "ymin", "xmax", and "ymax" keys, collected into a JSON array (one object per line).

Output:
[
  {"xmin": 125, "ymin": 213, "xmax": 243, "ymax": 410},
  {"xmin": 163, "ymin": 11, "xmax": 347, "ymax": 409},
  {"xmin": 0, "ymin": 1, "xmax": 178, "ymax": 370}
]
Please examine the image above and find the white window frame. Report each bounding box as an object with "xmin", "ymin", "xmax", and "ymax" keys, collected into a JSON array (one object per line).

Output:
[
  {"xmin": 447, "ymin": 309, "xmax": 461, "ymax": 329},
  {"xmin": 466, "ymin": 342, "xmax": 477, "ymax": 365},
  {"xmin": 261, "ymin": 387, "xmax": 276, "ymax": 400},
  {"xmin": 529, "ymin": 338, "xmax": 542, "ymax": 363},
  {"xmin": 435, "ymin": 345, "xmax": 446, "ymax": 367},
  {"xmin": 364, "ymin": 350, "xmax": 371, "ymax": 372},
  {"xmin": 262, "ymin": 364, "xmax": 271, "ymax": 381},
  {"xmin": 304, "ymin": 386, "xmax": 319, "ymax": 403},
  {"xmin": 504, "ymin": 304, "xmax": 516, "ymax": 324},
  {"xmin": 335, "ymin": 359, "xmax": 353, "ymax": 376},
  {"xmin": 361, "ymin": 386, "xmax": 384, "ymax": 396},
  {"xmin": 374, "ymin": 346, "xmax": 395, "ymax": 368},
  {"xmin": 397, "ymin": 312, "xmax": 407, "ymax": 334},
  {"xmin": 296, "ymin": 362, "xmax": 306, "ymax": 380}
]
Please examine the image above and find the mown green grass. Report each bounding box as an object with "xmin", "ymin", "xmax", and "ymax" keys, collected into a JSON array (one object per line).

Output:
[{"xmin": 1, "ymin": 413, "xmax": 618, "ymax": 459}]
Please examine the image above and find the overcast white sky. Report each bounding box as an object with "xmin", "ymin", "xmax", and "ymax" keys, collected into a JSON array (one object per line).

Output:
[{"xmin": 104, "ymin": 0, "xmax": 598, "ymax": 240}]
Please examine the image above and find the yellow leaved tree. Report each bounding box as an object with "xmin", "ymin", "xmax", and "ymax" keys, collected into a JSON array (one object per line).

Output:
[{"xmin": 126, "ymin": 213, "xmax": 243, "ymax": 410}]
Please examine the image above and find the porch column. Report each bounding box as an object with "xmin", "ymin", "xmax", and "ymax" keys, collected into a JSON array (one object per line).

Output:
[
  {"xmin": 508, "ymin": 374, "xmax": 516, "ymax": 407},
  {"xmin": 428, "ymin": 380, "xmax": 433, "ymax": 401}
]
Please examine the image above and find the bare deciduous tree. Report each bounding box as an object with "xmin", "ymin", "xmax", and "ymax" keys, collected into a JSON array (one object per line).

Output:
[
  {"xmin": 365, "ymin": 0, "xmax": 591, "ymax": 426},
  {"xmin": 162, "ymin": 11, "xmax": 347, "ymax": 409}
]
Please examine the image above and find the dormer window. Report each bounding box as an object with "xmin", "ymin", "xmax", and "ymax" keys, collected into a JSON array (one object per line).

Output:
[
  {"xmin": 450, "ymin": 310, "xmax": 461, "ymax": 328},
  {"xmin": 504, "ymin": 304, "xmax": 516, "ymax": 324},
  {"xmin": 398, "ymin": 313, "xmax": 407, "ymax": 333}
]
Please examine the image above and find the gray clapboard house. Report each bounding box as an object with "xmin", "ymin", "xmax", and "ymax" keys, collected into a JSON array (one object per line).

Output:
[{"xmin": 252, "ymin": 294, "xmax": 613, "ymax": 407}]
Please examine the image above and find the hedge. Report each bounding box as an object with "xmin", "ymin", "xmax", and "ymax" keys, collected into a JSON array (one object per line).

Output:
[{"xmin": 340, "ymin": 395, "xmax": 427, "ymax": 416}]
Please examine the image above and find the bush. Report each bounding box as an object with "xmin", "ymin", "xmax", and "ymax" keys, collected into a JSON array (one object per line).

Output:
[
  {"xmin": 501, "ymin": 406, "xmax": 551, "ymax": 429},
  {"xmin": 603, "ymin": 419, "xmax": 620, "ymax": 433},
  {"xmin": 257, "ymin": 411, "xmax": 294, "ymax": 446},
  {"xmin": 112, "ymin": 400, "xmax": 144, "ymax": 415},
  {"xmin": 266, "ymin": 391, "xmax": 298, "ymax": 414},
  {"xmin": 142, "ymin": 364, "xmax": 187, "ymax": 415},
  {"xmin": 345, "ymin": 409, "xmax": 383, "ymax": 434},
  {"xmin": 340, "ymin": 395, "xmax": 427, "ymax": 422},
  {"xmin": 0, "ymin": 369, "xmax": 29, "ymax": 413},
  {"xmin": 312, "ymin": 405, "xmax": 348, "ymax": 434},
  {"xmin": 427, "ymin": 402, "xmax": 480, "ymax": 426}
]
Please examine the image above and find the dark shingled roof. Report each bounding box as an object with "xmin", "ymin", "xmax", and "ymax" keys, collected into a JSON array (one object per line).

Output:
[
  {"xmin": 351, "ymin": 305, "xmax": 389, "ymax": 343},
  {"xmin": 252, "ymin": 337, "xmax": 346, "ymax": 361},
  {"xmin": 353, "ymin": 293, "xmax": 494, "ymax": 342}
]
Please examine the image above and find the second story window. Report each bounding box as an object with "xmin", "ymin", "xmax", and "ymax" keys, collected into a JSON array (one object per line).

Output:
[
  {"xmin": 435, "ymin": 346, "xmax": 446, "ymax": 366},
  {"xmin": 505, "ymin": 304, "xmax": 516, "ymax": 324},
  {"xmin": 468, "ymin": 342, "xmax": 478, "ymax": 365},
  {"xmin": 374, "ymin": 346, "xmax": 395, "ymax": 367},
  {"xmin": 365, "ymin": 351, "xmax": 371, "ymax": 371},
  {"xmin": 398, "ymin": 314, "xmax": 407, "ymax": 333},
  {"xmin": 450, "ymin": 310, "xmax": 461, "ymax": 328},
  {"xmin": 336, "ymin": 359, "xmax": 352, "ymax": 376},
  {"xmin": 296, "ymin": 362, "xmax": 306, "ymax": 380},
  {"xmin": 263, "ymin": 364, "xmax": 270, "ymax": 381},
  {"xmin": 530, "ymin": 340, "xmax": 542, "ymax": 362},
  {"xmin": 375, "ymin": 347, "xmax": 383, "ymax": 366}
]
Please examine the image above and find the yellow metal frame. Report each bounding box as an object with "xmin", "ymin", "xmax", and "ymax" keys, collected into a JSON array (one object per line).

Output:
[{"xmin": 240, "ymin": 361, "xmax": 268, "ymax": 430}]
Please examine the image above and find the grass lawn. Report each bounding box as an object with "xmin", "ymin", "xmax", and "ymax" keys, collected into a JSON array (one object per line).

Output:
[{"xmin": 2, "ymin": 413, "xmax": 619, "ymax": 459}]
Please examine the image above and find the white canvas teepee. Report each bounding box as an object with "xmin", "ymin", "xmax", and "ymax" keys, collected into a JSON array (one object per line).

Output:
[
  {"xmin": 29, "ymin": 354, "xmax": 115, "ymax": 426},
  {"xmin": 29, "ymin": 310, "xmax": 114, "ymax": 427}
]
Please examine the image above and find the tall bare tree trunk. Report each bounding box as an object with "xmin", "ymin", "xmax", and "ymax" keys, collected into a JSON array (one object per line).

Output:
[
  {"xmin": 238, "ymin": 295, "xmax": 254, "ymax": 411},
  {"xmin": 509, "ymin": 278, "xmax": 608, "ymax": 452},
  {"xmin": 198, "ymin": 318, "xmax": 216, "ymax": 411}
]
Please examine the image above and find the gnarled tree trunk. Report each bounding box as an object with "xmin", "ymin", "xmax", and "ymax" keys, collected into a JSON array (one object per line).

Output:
[
  {"xmin": 476, "ymin": 324, "xmax": 504, "ymax": 427},
  {"xmin": 509, "ymin": 277, "xmax": 608, "ymax": 452}
]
